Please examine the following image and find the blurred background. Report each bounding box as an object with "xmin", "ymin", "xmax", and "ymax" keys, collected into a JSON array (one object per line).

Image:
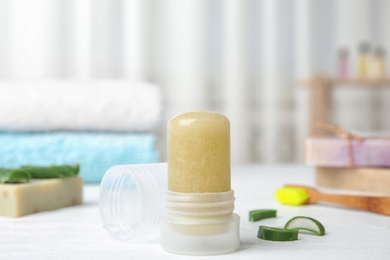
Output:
[{"xmin": 1, "ymin": 0, "xmax": 390, "ymax": 165}]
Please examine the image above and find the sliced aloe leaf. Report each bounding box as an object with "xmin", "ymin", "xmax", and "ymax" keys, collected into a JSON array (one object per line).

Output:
[
  {"xmin": 249, "ymin": 209, "xmax": 277, "ymax": 222},
  {"xmin": 21, "ymin": 164, "xmax": 80, "ymax": 178},
  {"xmin": 0, "ymin": 168, "xmax": 31, "ymax": 183},
  {"xmin": 284, "ymin": 216, "xmax": 325, "ymax": 236},
  {"xmin": 258, "ymin": 225, "xmax": 299, "ymax": 241}
]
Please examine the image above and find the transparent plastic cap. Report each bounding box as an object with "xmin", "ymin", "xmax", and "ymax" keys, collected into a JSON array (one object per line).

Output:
[{"xmin": 99, "ymin": 163, "xmax": 167, "ymax": 242}]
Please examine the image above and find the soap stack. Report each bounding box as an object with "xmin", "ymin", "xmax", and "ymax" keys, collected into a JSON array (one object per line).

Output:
[
  {"xmin": 0, "ymin": 80, "xmax": 163, "ymax": 183},
  {"xmin": 305, "ymin": 127, "xmax": 390, "ymax": 195}
]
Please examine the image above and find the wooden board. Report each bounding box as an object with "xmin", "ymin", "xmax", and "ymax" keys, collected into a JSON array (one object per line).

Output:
[{"xmin": 316, "ymin": 167, "xmax": 390, "ymax": 195}]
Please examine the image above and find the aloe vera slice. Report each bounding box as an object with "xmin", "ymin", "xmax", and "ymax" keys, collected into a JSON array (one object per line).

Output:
[
  {"xmin": 284, "ymin": 216, "xmax": 325, "ymax": 236},
  {"xmin": 0, "ymin": 168, "xmax": 31, "ymax": 183},
  {"xmin": 21, "ymin": 164, "xmax": 80, "ymax": 178},
  {"xmin": 258, "ymin": 226, "xmax": 298, "ymax": 241},
  {"xmin": 249, "ymin": 209, "xmax": 277, "ymax": 222}
]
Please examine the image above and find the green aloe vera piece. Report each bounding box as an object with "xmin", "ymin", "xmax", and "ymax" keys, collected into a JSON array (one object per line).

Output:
[
  {"xmin": 0, "ymin": 168, "xmax": 32, "ymax": 183},
  {"xmin": 21, "ymin": 164, "xmax": 80, "ymax": 178},
  {"xmin": 284, "ymin": 216, "xmax": 326, "ymax": 236},
  {"xmin": 249, "ymin": 209, "xmax": 277, "ymax": 222},
  {"xmin": 258, "ymin": 225, "xmax": 299, "ymax": 241}
]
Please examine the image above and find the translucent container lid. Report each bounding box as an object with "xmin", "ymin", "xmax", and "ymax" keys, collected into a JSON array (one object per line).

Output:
[{"xmin": 99, "ymin": 163, "xmax": 167, "ymax": 242}]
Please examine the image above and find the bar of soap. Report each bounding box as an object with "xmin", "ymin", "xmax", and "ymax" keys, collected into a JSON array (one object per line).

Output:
[
  {"xmin": 316, "ymin": 167, "xmax": 390, "ymax": 195},
  {"xmin": 0, "ymin": 177, "xmax": 83, "ymax": 217},
  {"xmin": 305, "ymin": 137, "xmax": 390, "ymax": 167},
  {"xmin": 168, "ymin": 111, "xmax": 231, "ymax": 193}
]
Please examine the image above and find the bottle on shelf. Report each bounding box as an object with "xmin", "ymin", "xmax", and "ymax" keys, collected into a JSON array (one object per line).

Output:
[
  {"xmin": 369, "ymin": 46, "xmax": 387, "ymax": 80},
  {"xmin": 357, "ymin": 42, "xmax": 371, "ymax": 80},
  {"xmin": 337, "ymin": 47, "xmax": 349, "ymax": 79}
]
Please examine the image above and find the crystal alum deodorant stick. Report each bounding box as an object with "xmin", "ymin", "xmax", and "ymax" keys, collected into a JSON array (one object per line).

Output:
[
  {"xmin": 168, "ymin": 111, "xmax": 231, "ymax": 193},
  {"xmin": 161, "ymin": 111, "xmax": 240, "ymax": 256}
]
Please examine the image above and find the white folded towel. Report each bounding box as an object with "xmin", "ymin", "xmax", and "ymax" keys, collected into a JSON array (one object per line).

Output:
[{"xmin": 0, "ymin": 80, "xmax": 163, "ymax": 131}]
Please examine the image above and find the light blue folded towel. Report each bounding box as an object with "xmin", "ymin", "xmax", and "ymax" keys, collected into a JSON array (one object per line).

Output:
[{"xmin": 0, "ymin": 132, "xmax": 159, "ymax": 183}]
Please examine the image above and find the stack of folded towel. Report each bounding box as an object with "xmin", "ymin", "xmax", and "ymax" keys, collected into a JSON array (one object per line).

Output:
[
  {"xmin": 305, "ymin": 124, "xmax": 390, "ymax": 195},
  {"xmin": 0, "ymin": 80, "xmax": 163, "ymax": 183}
]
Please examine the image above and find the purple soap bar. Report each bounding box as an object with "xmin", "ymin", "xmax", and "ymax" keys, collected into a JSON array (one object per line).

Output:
[{"xmin": 305, "ymin": 137, "xmax": 390, "ymax": 167}]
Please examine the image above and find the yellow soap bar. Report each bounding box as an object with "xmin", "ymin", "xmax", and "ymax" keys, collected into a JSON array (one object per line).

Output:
[
  {"xmin": 274, "ymin": 187, "xmax": 309, "ymax": 206},
  {"xmin": 168, "ymin": 111, "xmax": 231, "ymax": 193},
  {"xmin": 0, "ymin": 177, "xmax": 83, "ymax": 217}
]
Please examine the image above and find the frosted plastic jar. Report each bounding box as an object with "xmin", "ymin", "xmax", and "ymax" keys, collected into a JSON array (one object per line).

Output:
[{"xmin": 99, "ymin": 163, "xmax": 167, "ymax": 242}]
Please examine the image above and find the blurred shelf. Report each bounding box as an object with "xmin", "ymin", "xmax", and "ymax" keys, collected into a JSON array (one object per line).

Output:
[
  {"xmin": 330, "ymin": 78, "xmax": 390, "ymax": 86},
  {"xmin": 303, "ymin": 75, "xmax": 390, "ymax": 137},
  {"xmin": 302, "ymin": 77, "xmax": 390, "ymax": 88}
]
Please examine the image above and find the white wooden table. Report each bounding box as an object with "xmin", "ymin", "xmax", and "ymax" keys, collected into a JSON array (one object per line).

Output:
[{"xmin": 1, "ymin": 165, "xmax": 389, "ymax": 259}]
